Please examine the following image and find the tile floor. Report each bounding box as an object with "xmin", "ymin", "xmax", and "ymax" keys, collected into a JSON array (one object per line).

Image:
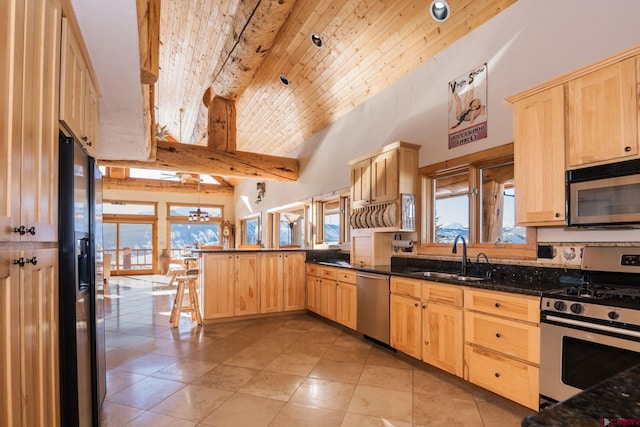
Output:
[{"xmin": 100, "ymin": 275, "xmax": 534, "ymax": 426}]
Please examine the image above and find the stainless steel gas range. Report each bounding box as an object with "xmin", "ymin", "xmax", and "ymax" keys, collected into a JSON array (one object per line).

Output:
[{"xmin": 539, "ymin": 246, "xmax": 640, "ymax": 406}]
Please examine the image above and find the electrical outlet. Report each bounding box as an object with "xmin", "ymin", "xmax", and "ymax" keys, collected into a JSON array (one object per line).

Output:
[{"xmin": 537, "ymin": 245, "xmax": 554, "ymax": 259}]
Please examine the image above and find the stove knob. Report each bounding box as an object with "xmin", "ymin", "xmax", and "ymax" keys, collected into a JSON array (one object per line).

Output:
[
  {"xmin": 570, "ymin": 303, "xmax": 584, "ymax": 314},
  {"xmin": 608, "ymin": 311, "xmax": 620, "ymax": 320},
  {"xmin": 553, "ymin": 301, "xmax": 567, "ymax": 311}
]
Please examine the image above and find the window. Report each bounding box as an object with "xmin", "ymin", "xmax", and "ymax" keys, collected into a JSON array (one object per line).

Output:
[
  {"xmin": 167, "ymin": 203, "xmax": 223, "ymax": 256},
  {"xmin": 315, "ymin": 193, "xmax": 350, "ymax": 246},
  {"xmin": 241, "ymin": 214, "xmax": 261, "ymax": 245},
  {"xmin": 420, "ymin": 144, "xmax": 535, "ymax": 259},
  {"xmin": 279, "ymin": 209, "xmax": 305, "ymax": 247},
  {"xmin": 103, "ymin": 201, "xmax": 158, "ymax": 274}
]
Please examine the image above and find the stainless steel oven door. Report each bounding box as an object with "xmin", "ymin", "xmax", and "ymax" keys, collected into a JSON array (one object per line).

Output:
[
  {"xmin": 569, "ymin": 174, "xmax": 640, "ymax": 225},
  {"xmin": 540, "ymin": 316, "xmax": 640, "ymax": 403}
]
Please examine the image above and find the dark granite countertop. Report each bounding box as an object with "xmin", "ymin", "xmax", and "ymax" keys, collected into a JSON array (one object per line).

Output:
[{"xmin": 522, "ymin": 364, "xmax": 640, "ymax": 426}]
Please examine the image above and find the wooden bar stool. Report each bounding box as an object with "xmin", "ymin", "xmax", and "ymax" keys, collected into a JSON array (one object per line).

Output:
[{"xmin": 169, "ymin": 268, "xmax": 203, "ymax": 327}]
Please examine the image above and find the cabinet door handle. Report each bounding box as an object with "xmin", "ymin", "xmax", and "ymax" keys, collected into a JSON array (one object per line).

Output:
[
  {"xmin": 86, "ymin": 141, "xmax": 92, "ymax": 147},
  {"xmin": 494, "ymin": 372, "xmax": 500, "ymax": 378},
  {"xmin": 494, "ymin": 302, "xmax": 501, "ymax": 308},
  {"xmin": 82, "ymin": 136, "xmax": 88, "ymax": 141},
  {"xmin": 555, "ymin": 212, "xmax": 561, "ymax": 218},
  {"xmin": 27, "ymin": 257, "xmax": 38, "ymax": 265},
  {"xmin": 12, "ymin": 226, "xmax": 35, "ymax": 235},
  {"xmin": 14, "ymin": 258, "xmax": 25, "ymax": 267},
  {"xmin": 414, "ymin": 303, "xmax": 419, "ymax": 307},
  {"xmin": 422, "ymin": 304, "xmax": 426, "ymax": 309},
  {"xmin": 625, "ymin": 146, "xmax": 632, "ymax": 152},
  {"xmin": 495, "ymin": 332, "xmax": 501, "ymax": 338}
]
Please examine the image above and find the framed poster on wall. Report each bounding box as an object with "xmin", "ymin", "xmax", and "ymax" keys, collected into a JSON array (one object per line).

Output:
[{"xmin": 448, "ymin": 63, "xmax": 487, "ymax": 148}]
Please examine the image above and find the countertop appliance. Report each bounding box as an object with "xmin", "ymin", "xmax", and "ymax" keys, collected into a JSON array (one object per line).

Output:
[
  {"xmin": 59, "ymin": 135, "xmax": 106, "ymax": 426},
  {"xmin": 566, "ymin": 158, "xmax": 640, "ymax": 226},
  {"xmin": 539, "ymin": 246, "xmax": 640, "ymax": 405},
  {"xmin": 356, "ymin": 271, "xmax": 390, "ymax": 345}
]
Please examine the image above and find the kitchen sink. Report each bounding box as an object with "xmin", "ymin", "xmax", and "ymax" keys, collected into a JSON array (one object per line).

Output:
[{"xmin": 409, "ymin": 271, "xmax": 486, "ymax": 282}]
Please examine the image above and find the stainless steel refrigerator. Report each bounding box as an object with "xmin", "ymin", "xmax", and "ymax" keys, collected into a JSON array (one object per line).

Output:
[{"xmin": 59, "ymin": 134, "xmax": 106, "ymax": 427}]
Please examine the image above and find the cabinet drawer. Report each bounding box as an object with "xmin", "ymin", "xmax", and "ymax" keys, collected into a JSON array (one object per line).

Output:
[
  {"xmin": 390, "ymin": 276, "xmax": 422, "ymax": 298},
  {"xmin": 465, "ymin": 344, "xmax": 539, "ymax": 410},
  {"xmin": 422, "ymin": 282, "xmax": 463, "ymax": 306},
  {"xmin": 337, "ymin": 269, "xmax": 356, "ymax": 284},
  {"xmin": 306, "ymin": 265, "xmax": 319, "ymax": 276},
  {"xmin": 320, "ymin": 267, "xmax": 337, "ymax": 280},
  {"xmin": 465, "ymin": 312, "xmax": 540, "ymax": 364},
  {"xmin": 464, "ymin": 289, "xmax": 539, "ymax": 323}
]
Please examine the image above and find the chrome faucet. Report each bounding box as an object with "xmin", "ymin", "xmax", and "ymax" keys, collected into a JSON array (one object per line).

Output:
[{"xmin": 451, "ymin": 235, "xmax": 468, "ymax": 276}]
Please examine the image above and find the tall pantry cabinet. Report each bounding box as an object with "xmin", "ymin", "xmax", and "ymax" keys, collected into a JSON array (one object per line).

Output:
[{"xmin": 1, "ymin": 0, "xmax": 62, "ymax": 425}]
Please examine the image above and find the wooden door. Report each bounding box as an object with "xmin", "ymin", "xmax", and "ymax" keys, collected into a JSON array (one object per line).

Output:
[
  {"xmin": 82, "ymin": 77, "xmax": 99, "ymax": 157},
  {"xmin": 234, "ymin": 253, "xmax": 259, "ymax": 316},
  {"xmin": 513, "ymin": 85, "xmax": 566, "ymax": 225},
  {"xmin": 422, "ymin": 302, "xmax": 463, "ymax": 377},
  {"xmin": 371, "ymin": 149, "xmax": 399, "ymax": 204},
  {"xmin": 20, "ymin": 247, "xmax": 59, "ymax": 426},
  {"xmin": 389, "ymin": 294, "xmax": 421, "ymax": 359},
  {"xmin": 59, "ymin": 17, "xmax": 86, "ymax": 139},
  {"xmin": 0, "ymin": 249, "xmax": 21, "ymax": 426},
  {"xmin": 567, "ymin": 57, "xmax": 638, "ymax": 167},
  {"xmin": 0, "ymin": 0, "xmax": 24, "ymax": 243},
  {"xmin": 201, "ymin": 253, "xmax": 234, "ymax": 319},
  {"xmin": 306, "ymin": 275, "xmax": 320, "ymax": 313},
  {"xmin": 336, "ymin": 282, "xmax": 357, "ymax": 330},
  {"xmin": 260, "ymin": 252, "xmax": 283, "ymax": 313},
  {"xmin": 350, "ymin": 158, "xmax": 371, "ymax": 207},
  {"xmin": 283, "ymin": 252, "xmax": 305, "ymax": 311},
  {"xmin": 319, "ymin": 278, "xmax": 337, "ymax": 321}
]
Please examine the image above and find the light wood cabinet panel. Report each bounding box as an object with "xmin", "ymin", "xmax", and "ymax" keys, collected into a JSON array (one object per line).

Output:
[
  {"xmin": 260, "ymin": 253, "xmax": 283, "ymax": 313},
  {"xmin": 283, "ymin": 252, "xmax": 305, "ymax": 311},
  {"xmin": 371, "ymin": 149, "xmax": 399, "ymax": 204},
  {"xmin": 465, "ymin": 344, "xmax": 539, "ymax": 410},
  {"xmin": 390, "ymin": 276, "xmax": 422, "ymax": 298},
  {"xmin": 350, "ymin": 158, "xmax": 372, "ymax": 207},
  {"xmin": 567, "ymin": 57, "xmax": 638, "ymax": 167},
  {"xmin": 306, "ymin": 275, "xmax": 321, "ymax": 314},
  {"xmin": 422, "ymin": 281, "xmax": 463, "ymax": 307},
  {"xmin": 0, "ymin": 249, "xmax": 21, "ymax": 426},
  {"xmin": 464, "ymin": 288, "xmax": 540, "ymax": 323},
  {"xmin": 513, "ymin": 85, "xmax": 566, "ymax": 226},
  {"xmin": 234, "ymin": 253, "xmax": 259, "ymax": 316},
  {"xmin": 82, "ymin": 77, "xmax": 99, "ymax": 157},
  {"xmin": 201, "ymin": 253, "xmax": 235, "ymax": 319},
  {"xmin": 422, "ymin": 302, "xmax": 463, "ymax": 377},
  {"xmin": 390, "ymin": 294, "xmax": 421, "ymax": 359},
  {"xmin": 336, "ymin": 282, "xmax": 357, "ymax": 330},
  {"xmin": 320, "ymin": 278, "xmax": 337, "ymax": 321},
  {"xmin": 465, "ymin": 311, "xmax": 540, "ymax": 364}
]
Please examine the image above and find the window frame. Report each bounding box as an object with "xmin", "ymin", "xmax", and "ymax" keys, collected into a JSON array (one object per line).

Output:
[
  {"xmin": 240, "ymin": 213, "xmax": 262, "ymax": 246},
  {"xmin": 315, "ymin": 193, "xmax": 350, "ymax": 246},
  {"xmin": 418, "ymin": 143, "xmax": 537, "ymax": 260},
  {"xmin": 166, "ymin": 202, "xmax": 225, "ymax": 255}
]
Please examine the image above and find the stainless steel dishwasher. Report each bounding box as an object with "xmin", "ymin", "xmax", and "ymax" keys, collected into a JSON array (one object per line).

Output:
[{"xmin": 356, "ymin": 272, "xmax": 390, "ymax": 345}]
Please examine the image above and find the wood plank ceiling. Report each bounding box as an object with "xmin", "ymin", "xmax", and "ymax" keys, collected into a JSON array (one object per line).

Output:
[{"xmin": 153, "ymin": 0, "xmax": 516, "ymax": 161}]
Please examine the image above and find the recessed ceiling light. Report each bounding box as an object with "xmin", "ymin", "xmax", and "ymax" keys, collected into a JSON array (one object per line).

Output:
[
  {"xmin": 430, "ymin": 0, "xmax": 450, "ymax": 22},
  {"xmin": 310, "ymin": 33, "xmax": 324, "ymax": 49},
  {"xmin": 279, "ymin": 74, "xmax": 290, "ymax": 86}
]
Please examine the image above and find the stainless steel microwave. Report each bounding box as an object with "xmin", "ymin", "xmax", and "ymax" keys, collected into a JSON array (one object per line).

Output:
[{"xmin": 566, "ymin": 158, "xmax": 640, "ymax": 227}]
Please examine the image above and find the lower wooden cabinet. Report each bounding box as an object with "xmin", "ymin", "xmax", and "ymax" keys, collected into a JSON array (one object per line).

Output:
[
  {"xmin": 234, "ymin": 253, "xmax": 259, "ymax": 316},
  {"xmin": 283, "ymin": 252, "xmax": 305, "ymax": 311},
  {"xmin": 201, "ymin": 253, "xmax": 235, "ymax": 319},
  {"xmin": 422, "ymin": 301, "xmax": 463, "ymax": 377},
  {"xmin": 390, "ymin": 293, "xmax": 422, "ymax": 359},
  {"xmin": 305, "ymin": 265, "xmax": 358, "ymax": 330},
  {"xmin": 335, "ymin": 270, "xmax": 357, "ymax": 330},
  {"xmin": 260, "ymin": 252, "xmax": 284, "ymax": 313},
  {"xmin": 320, "ymin": 277, "xmax": 337, "ymax": 321},
  {"xmin": 1, "ymin": 248, "xmax": 59, "ymax": 426}
]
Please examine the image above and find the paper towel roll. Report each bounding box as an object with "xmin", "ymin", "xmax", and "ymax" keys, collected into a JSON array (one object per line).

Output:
[{"xmin": 391, "ymin": 240, "xmax": 413, "ymax": 248}]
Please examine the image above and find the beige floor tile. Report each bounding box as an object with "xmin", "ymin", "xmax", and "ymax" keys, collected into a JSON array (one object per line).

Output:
[
  {"xmin": 309, "ymin": 359, "xmax": 364, "ymax": 384},
  {"xmin": 150, "ymin": 384, "xmax": 232, "ymax": 422},
  {"xmin": 297, "ymin": 329, "xmax": 341, "ymax": 345},
  {"xmin": 105, "ymin": 348, "xmax": 147, "ymax": 370},
  {"xmin": 366, "ymin": 347, "xmax": 414, "ymax": 370},
  {"xmin": 191, "ymin": 364, "xmax": 259, "ymax": 391},
  {"xmin": 280, "ymin": 318, "xmax": 318, "ymax": 331},
  {"xmin": 322, "ymin": 344, "xmax": 371, "ymax": 364},
  {"xmin": 269, "ymin": 402, "xmax": 346, "ymax": 427},
  {"xmin": 223, "ymin": 346, "xmax": 281, "ymax": 369},
  {"xmin": 239, "ymin": 370, "xmax": 305, "ymax": 401},
  {"xmin": 107, "ymin": 376, "xmax": 185, "ymax": 410},
  {"xmin": 185, "ymin": 343, "xmax": 243, "ymax": 364},
  {"xmin": 283, "ymin": 340, "xmax": 331, "ymax": 358},
  {"xmin": 245, "ymin": 335, "xmax": 299, "ymax": 353},
  {"xmin": 333, "ymin": 334, "xmax": 372, "ymax": 351},
  {"xmin": 413, "ymin": 369, "xmax": 475, "ymax": 401},
  {"xmin": 123, "ymin": 411, "xmax": 197, "ymax": 427},
  {"xmin": 289, "ymin": 378, "xmax": 356, "ymax": 411},
  {"xmin": 413, "ymin": 393, "xmax": 483, "ymax": 426},
  {"xmin": 264, "ymin": 352, "xmax": 321, "ymax": 376},
  {"xmin": 358, "ymin": 365, "xmax": 413, "ymax": 392},
  {"xmin": 116, "ymin": 353, "xmax": 179, "ymax": 376},
  {"xmin": 340, "ymin": 412, "xmax": 412, "ymax": 427},
  {"xmin": 106, "ymin": 369, "xmax": 147, "ymax": 397},
  {"xmin": 151, "ymin": 358, "xmax": 217, "ymax": 383},
  {"xmin": 99, "ymin": 400, "xmax": 145, "ymax": 427},
  {"xmin": 213, "ymin": 331, "xmax": 262, "ymax": 348},
  {"xmin": 199, "ymin": 392, "xmax": 285, "ymax": 427},
  {"xmin": 347, "ymin": 384, "xmax": 413, "ymax": 422},
  {"xmin": 476, "ymin": 398, "xmax": 534, "ymax": 426}
]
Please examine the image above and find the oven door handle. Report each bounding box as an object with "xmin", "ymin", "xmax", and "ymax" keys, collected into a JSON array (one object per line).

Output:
[{"xmin": 545, "ymin": 315, "xmax": 640, "ymax": 339}]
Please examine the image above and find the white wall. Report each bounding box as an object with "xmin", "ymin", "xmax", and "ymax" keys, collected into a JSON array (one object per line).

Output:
[{"xmin": 234, "ymin": 0, "xmax": 640, "ymax": 246}]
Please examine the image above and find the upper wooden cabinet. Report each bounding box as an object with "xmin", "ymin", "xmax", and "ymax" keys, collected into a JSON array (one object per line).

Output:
[
  {"xmin": 512, "ymin": 86, "xmax": 566, "ymax": 226},
  {"xmin": 60, "ymin": 18, "xmax": 99, "ymax": 157},
  {"xmin": 0, "ymin": 0, "xmax": 61, "ymax": 243},
  {"xmin": 507, "ymin": 45, "xmax": 640, "ymax": 226},
  {"xmin": 567, "ymin": 57, "xmax": 638, "ymax": 168},
  {"xmin": 349, "ymin": 141, "xmax": 420, "ymax": 209}
]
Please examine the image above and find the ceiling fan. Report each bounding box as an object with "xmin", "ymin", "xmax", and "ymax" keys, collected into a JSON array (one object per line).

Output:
[{"xmin": 160, "ymin": 172, "xmax": 193, "ymax": 184}]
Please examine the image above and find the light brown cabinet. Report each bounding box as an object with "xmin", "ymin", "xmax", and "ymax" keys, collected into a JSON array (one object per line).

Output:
[
  {"xmin": 283, "ymin": 252, "xmax": 306, "ymax": 311},
  {"xmin": 567, "ymin": 57, "xmax": 638, "ymax": 168},
  {"xmin": 201, "ymin": 253, "xmax": 235, "ymax": 319},
  {"xmin": 463, "ymin": 288, "xmax": 540, "ymax": 410},
  {"xmin": 319, "ymin": 267, "xmax": 337, "ymax": 321},
  {"xmin": 234, "ymin": 253, "xmax": 259, "ymax": 316},
  {"xmin": 306, "ymin": 265, "xmax": 321, "ymax": 314},
  {"xmin": 335, "ymin": 270, "xmax": 357, "ymax": 330},
  {"xmin": 390, "ymin": 277, "xmax": 422, "ymax": 359},
  {"xmin": 1, "ymin": 248, "xmax": 59, "ymax": 427},
  {"xmin": 60, "ymin": 18, "xmax": 99, "ymax": 157},
  {"xmin": 305, "ymin": 265, "xmax": 358, "ymax": 330},
  {"xmin": 260, "ymin": 251, "xmax": 305, "ymax": 313}
]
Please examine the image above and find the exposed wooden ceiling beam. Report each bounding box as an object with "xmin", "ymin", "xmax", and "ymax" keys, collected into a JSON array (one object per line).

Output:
[
  {"xmin": 103, "ymin": 177, "xmax": 234, "ymax": 196},
  {"xmin": 136, "ymin": 0, "xmax": 160, "ymax": 84},
  {"xmin": 101, "ymin": 140, "xmax": 300, "ymax": 181}
]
